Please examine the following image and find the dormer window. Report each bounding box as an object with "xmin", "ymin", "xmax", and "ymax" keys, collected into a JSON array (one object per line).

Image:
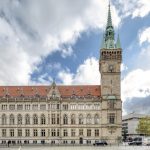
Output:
[
  {"xmin": 52, "ymin": 91, "xmax": 56, "ymax": 99},
  {"xmin": 20, "ymin": 94, "xmax": 24, "ymax": 97}
]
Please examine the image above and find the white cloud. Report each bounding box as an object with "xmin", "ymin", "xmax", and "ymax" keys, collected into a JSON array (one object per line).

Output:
[
  {"xmin": 61, "ymin": 46, "xmax": 73, "ymax": 58},
  {"xmin": 31, "ymin": 73, "xmax": 53, "ymax": 85},
  {"xmin": 138, "ymin": 45, "xmax": 150, "ymax": 69},
  {"xmin": 122, "ymin": 69, "xmax": 150, "ymax": 101},
  {"xmin": 132, "ymin": 0, "xmax": 150, "ymax": 18},
  {"xmin": 136, "ymin": 27, "xmax": 150, "ymax": 69},
  {"xmin": 117, "ymin": 0, "xmax": 150, "ymax": 18},
  {"xmin": 139, "ymin": 27, "xmax": 150, "ymax": 45},
  {"xmin": 58, "ymin": 57, "xmax": 100, "ymax": 85},
  {"xmin": 0, "ymin": 18, "xmax": 31, "ymax": 85},
  {"xmin": 121, "ymin": 63, "xmax": 128, "ymax": 72},
  {"xmin": 0, "ymin": 0, "xmax": 120, "ymax": 85},
  {"xmin": 58, "ymin": 70, "xmax": 74, "ymax": 85}
]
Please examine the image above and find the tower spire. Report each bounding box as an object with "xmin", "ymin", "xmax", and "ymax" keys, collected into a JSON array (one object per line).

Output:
[
  {"xmin": 116, "ymin": 34, "xmax": 121, "ymax": 49},
  {"xmin": 104, "ymin": 2, "xmax": 115, "ymax": 49},
  {"xmin": 107, "ymin": 2, "xmax": 112, "ymax": 28}
]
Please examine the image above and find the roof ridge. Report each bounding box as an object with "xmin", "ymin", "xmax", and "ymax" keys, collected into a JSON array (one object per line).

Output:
[{"xmin": 0, "ymin": 85, "xmax": 101, "ymax": 87}]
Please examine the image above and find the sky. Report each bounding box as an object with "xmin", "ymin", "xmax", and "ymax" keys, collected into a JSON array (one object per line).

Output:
[{"xmin": 0, "ymin": 0, "xmax": 150, "ymax": 115}]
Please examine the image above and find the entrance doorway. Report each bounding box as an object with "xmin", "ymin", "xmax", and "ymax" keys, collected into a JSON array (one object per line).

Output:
[{"xmin": 79, "ymin": 137, "xmax": 83, "ymax": 144}]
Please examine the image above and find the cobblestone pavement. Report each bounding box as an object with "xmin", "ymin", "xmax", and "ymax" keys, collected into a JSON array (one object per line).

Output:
[{"xmin": 0, "ymin": 146, "xmax": 150, "ymax": 150}]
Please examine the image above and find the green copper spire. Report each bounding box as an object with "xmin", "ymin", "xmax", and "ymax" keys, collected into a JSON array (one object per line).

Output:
[
  {"xmin": 116, "ymin": 34, "xmax": 121, "ymax": 49},
  {"xmin": 104, "ymin": 3, "xmax": 115, "ymax": 49},
  {"xmin": 51, "ymin": 78, "xmax": 56, "ymax": 89},
  {"xmin": 107, "ymin": 3, "xmax": 112, "ymax": 28}
]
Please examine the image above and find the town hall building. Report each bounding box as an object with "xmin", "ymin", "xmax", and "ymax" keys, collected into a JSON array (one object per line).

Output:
[{"xmin": 0, "ymin": 4, "xmax": 122, "ymax": 145}]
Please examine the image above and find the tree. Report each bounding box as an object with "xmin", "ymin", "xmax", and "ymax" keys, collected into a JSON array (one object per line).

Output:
[{"xmin": 136, "ymin": 116, "xmax": 150, "ymax": 136}]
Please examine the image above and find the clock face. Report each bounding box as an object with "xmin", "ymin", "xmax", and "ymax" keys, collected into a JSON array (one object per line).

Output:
[{"xmin": 109, "ymin": 65, "xmax": 113, "ymax": 71}]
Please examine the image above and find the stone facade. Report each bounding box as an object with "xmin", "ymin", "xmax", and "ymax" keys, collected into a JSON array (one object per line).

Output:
[
  {"xmin": 0, "ymin": 4, "xmax": 122, "ymax": 145},
  {"xmin": 0, "ymin": 86, "xmax": 102, "ymax": 145},
  {"xmin": 99, "ymin": 3, "xmax": 122, "ymax": 144}
]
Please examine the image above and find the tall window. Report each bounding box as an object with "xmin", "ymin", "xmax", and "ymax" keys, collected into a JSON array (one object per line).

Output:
[
  {"xmin": 57, "ymin": 104, "xmax": 60, "ymax": 110},
  {"xmin": 41, "ymin": 129, "xmax": 45, "ymax": 137},
  {"xmin": 2, "ymin": 129, "xmax": 6, "ymax": 137},
  {"xmin": 2, "ymin": 114, "xmax": 7, "ymax": 125},
  {"xmin": 63, "ymin": 129, "xmax": 68, "ymax": 137},
  {"xmin": 70, "ymin": 104, "xmax": 76, "ymax": 110},
  {"xmin": 108, "ymin": 113, "xmax": 115, "ymax": 124},
  {"xmin": 95, "ymin": 129, "xmax": 99, "ymax": 137},
  {"xmin": 63, "ymin": 114, "xmax": 68, "ymax": 124},
  {"xmin": 57, "ymin": 114, "xmax": 59, "ymax": 124},
  {"xmin": 51, "ymin": 114, "xmax": 55, "ymax": 124},
  {"xmin": 94, "ymin": 103, "xmax": 100, "ymax": 110},
  {"xmin": 62, "ymin": 104, "xmax": 68, "ymax": 110},
  {"xmin": 79, "ymin": 114, "xmax": 83, "ymax": 124},
  {"xmin": 2, "ymin": 104, "xmax": 7, "ymax": 110},
  {"xmin": 86, "ymin": 114, "xmax": 92, "ymax": 124},
  {"xmin": 25, "ymin": 104, "xmax": 30, "ymax": 110},
  {"xmin": 25, "ymin": 129, "xmax": 30, "ymax": 137},
  {"xmin": 94, "ymin": 114, "xmax": 99, "ymax": 124},
  {"xmin": 71, "ymin": 114, "xmax": 76, "ymax": 124},
  {"xmin": 33, "ymin": 129, "xmax": 38, "ymax": 137},
  {"xmin": 18, "ymin": 129, "xmax": 22, "ymax": 137},
  {"xmin": 51, "ymin": 104, "xmax": 56, "ymax": 110},
  {"xmin": 9, "ymin": 104, "xmax": 15, "ymax": 110},
  {"xmin": 10, "ymin": 129, "xmax": 14, "ymax": 137},
  {"xmin": 17, "ymin": 114, "xmax": 22, "ymax": 125},
  {"xmin": 79, "ymin": 129, "xmax": 83, "ymax": 136},
  {"xmin": 51, "ymin": 129, "xmax": 56, "ymax": 137},
  {"xmin": 57, "ymin": 129, "xmax": 60, "ymax": 137},
  {"xmin": 108, "ymin": 101, "xmax": 115, "ymax": 109},
  {"xmin": 71, "ymin": 129, "xmax": 75, "ymax": 137},
  {"xmin": 33, "ymin": 114, "xmax": 38, "ymax": 125},
  {"xmin": 25, "ymin": 114, "xmax": 30, "ymax": 125},
  {"xmin": 10, "ymin": 114, "xmax": 15, "ymax": 125},
  {"xmin": 87, "ymin": 129, "xmax": 91, "ymax": 137},
  {"xmin": 41, "ymin": 114, "xmax": 46, "ymax": 124}
]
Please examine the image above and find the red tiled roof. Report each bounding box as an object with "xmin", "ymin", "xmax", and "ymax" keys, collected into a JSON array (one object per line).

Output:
[{"xmin": 0, "ymin": 85, "xmax": 101, "ymax": 97}]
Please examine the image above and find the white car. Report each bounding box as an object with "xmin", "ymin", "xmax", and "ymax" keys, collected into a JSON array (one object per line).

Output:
[{"xmin": 143, "ymin": 138, "xmax": 150, "ymax": 146}]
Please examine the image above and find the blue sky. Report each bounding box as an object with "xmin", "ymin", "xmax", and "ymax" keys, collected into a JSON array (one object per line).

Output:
[{"xmin": 0, "ymin": 0, "xmax": 150, "ymax": 114}]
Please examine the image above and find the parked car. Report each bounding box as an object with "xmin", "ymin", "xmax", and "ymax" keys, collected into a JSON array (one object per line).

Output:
[
  {"xmin": 128, "ymin": 137, "xmax": 142, "ymax": 145},
  {"xmin": 93, "ymin": 140, "xmax": 108, "ymax": 146},
  {"xmin": 143, "ymin": 137, "xmax": 150, "ymax": 146}
]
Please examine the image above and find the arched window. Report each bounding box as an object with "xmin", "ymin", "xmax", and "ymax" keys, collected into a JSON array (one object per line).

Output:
[
  {"xmin": 18, "ymin": 114, "xmax": 22, "ymax": 125},
  {"xmin": 79, "ymin": 114, "xmax": 83, "ymax": 124},
  {"xmin": 86, "ymin": 114, "xmax": 91, "ymax": 124},
  {"xmin": 71, "ymin": 114, "xmax": 76, "ymax": 124},
  {"xmin": 2, "ymin": 114, "xmax": 7, "ymax": 125},
  {"xmin": 33, "ymin": 114, "xmax": 38, "ymax": 125},
  {"xmin": 10, "ymin": 114, "xmax": 15, "ymax": 125},
  {"xmin": 41, "ymin": 114, "xmax": 46, "ymax": 125},
  {"xmin": 25, "ymin": 114, "xmax": 30, "ymax": 125},
  {"xmin": 94, "ymin": 114, "xmax": 99, "ymax": 124},
  {"xmin": 63, "ymin": 114, "xmax": 68, "ymax": 124}
]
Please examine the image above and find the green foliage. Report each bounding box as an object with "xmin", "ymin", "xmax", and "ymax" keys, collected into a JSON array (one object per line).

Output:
[{"xmin": 136, "ymin": 116, "xmax": 150, "ymax": 136}]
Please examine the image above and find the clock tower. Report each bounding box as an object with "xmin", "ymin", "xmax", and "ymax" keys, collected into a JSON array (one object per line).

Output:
[{"xmin": 99, "ymin": 4, "xmax": 122, "ymax": 143}]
